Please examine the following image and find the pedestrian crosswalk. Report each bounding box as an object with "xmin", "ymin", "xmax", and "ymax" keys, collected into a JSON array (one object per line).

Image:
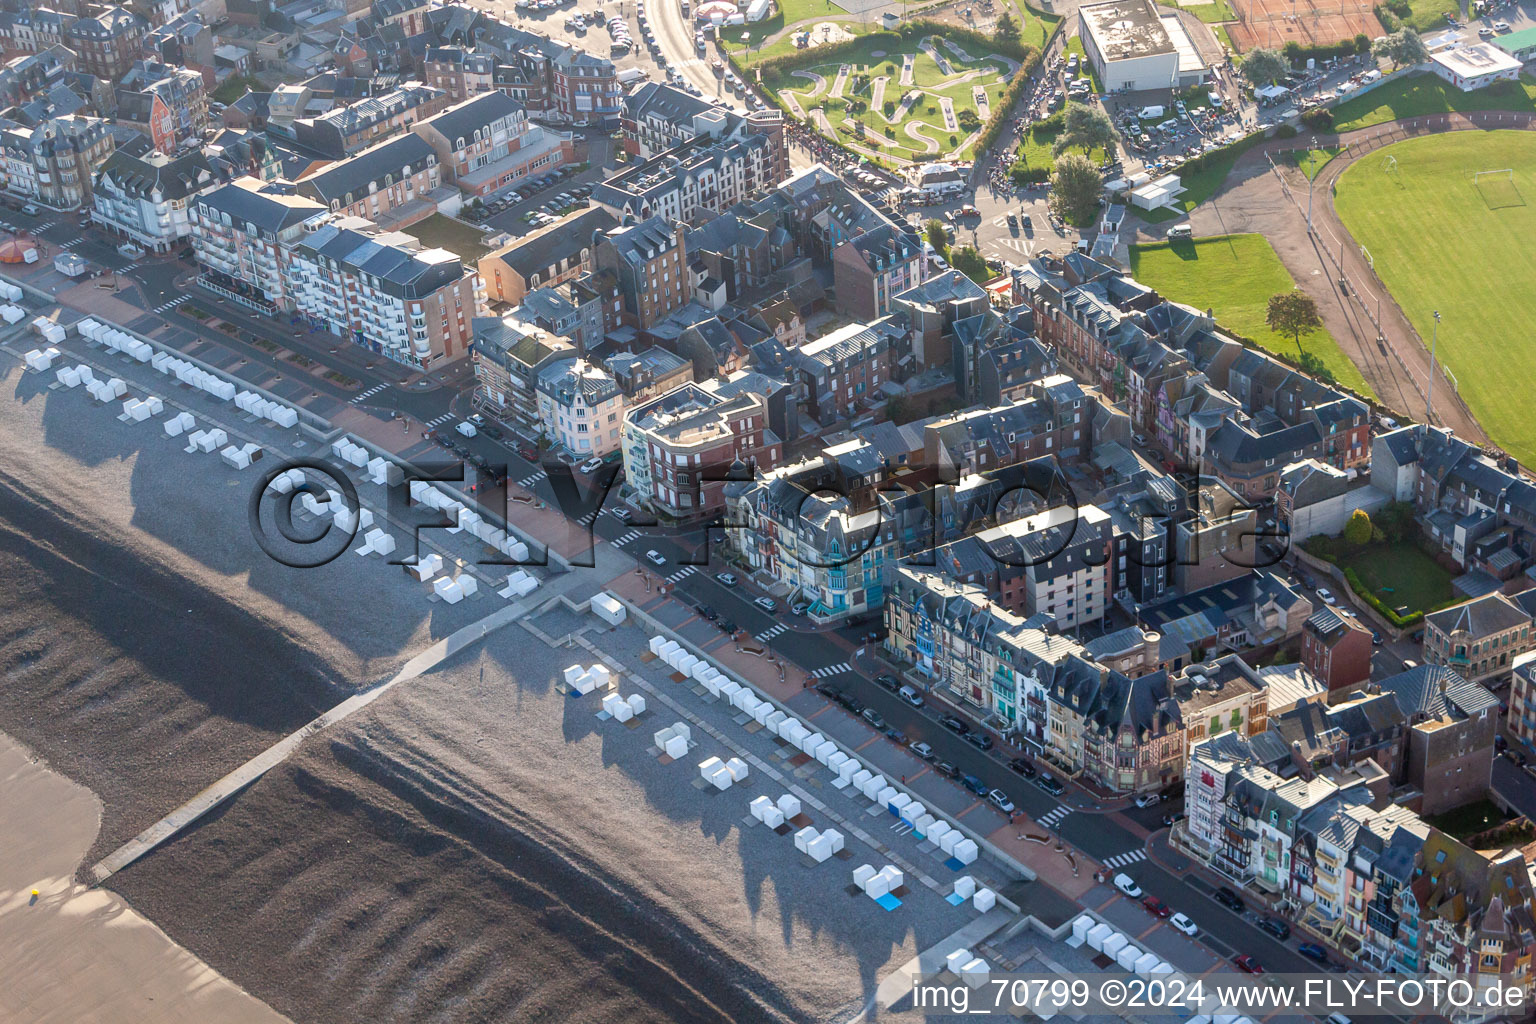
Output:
[
  {"xmin": 516, "ymin": 471, "xmax": 543, "ymax": 489},
  {"xmin": 989, "ymin": 236, "xmax": 1038, "ymax": 256},
  {"xmin": 350, "ymin": 382, "xmax": 390, "ymax": 404},
  {"xmin": 423, "ymin": 412, "xmax": 454, "ymax": 429},
  {"xmin": 1037, "ymin": 804, "xmax": 1071, "ymax": 828},
  {"xmin": 755, "ymin": 623, "xmax": 789, "ymax": 642},
  {"xmin": 807, "ymin": 661, "xmax": 853, "ymax": 680},
  {"xmin": 612, "ymin": 529, "xmax": 642, "ymax": 547},
  {"xmin": 151, "ymin": 295, "xmax": 189, "ymax": 315},
  {"xmin": 1103, "ymin": 849, "xmax": 1148, "ymax": 870},
  {"xmin": 665, "ymin": 566, "xmax": 696, "ymax": 584}
]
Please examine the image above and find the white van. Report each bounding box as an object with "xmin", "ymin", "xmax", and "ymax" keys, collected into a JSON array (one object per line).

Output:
[
  {"xmin": 1136, "ymin": 105, "xmax": 1164, "ymax": 120},
  {"xmin": 1166, "ymin": 224, "xmax": 1193, "ymax": 240}
]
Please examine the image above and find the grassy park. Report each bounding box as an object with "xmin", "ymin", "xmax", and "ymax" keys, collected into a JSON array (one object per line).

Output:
[
  {"xmin": 764, "ymin": 33, "xmax": 1016, "ymax": 163},
  {"xmin": 1128, "ymin": 233, "xmax": 1374, "ymax": 397},
  {"xmin": 1156, "ymin": 0, "xmax": 1236, "ymax": 23},
  {"xmin": 1330, "ymin": 73, "xmax": 1536, "ymax": 132},
  {"xmin": 1334, "ymin": 130, "xmax": 1536, "ymax": 462}
]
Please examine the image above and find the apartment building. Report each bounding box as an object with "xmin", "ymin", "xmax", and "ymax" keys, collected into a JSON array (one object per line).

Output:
[
  {"xmin": 291, "ymin": 83, "xmax": 450, "ymax": 159},
  {"xmin": 1422, "ymin": 591, "xmax": 1535, "ymax": 687},
  {"xmin": 591, "ymin": 115, "xmax": 788, "ymax": 225},
  {"xmin": 91, "ymin": 147, "xmax": 218, "ymax": 252},
  {"xmin": 622, "ymin": 382, "xmax": 781, "ymax": 520},
  {"xmin": 621, "ymin": 82, "xmax": 737, "ymax": 159},
  {"xmin": 831, "ymin": 223, "xmax": 924, "ymax": 321},
  {"xmin": 478, "ymin": 206, "xmax": 617, "ymax": 307},
  {"xmin": 287, "ymin": 216, "xmax": 482, "ymax": 368},
  {"xmin": 423, "ymin": 46, "xmax": 497, "ymax": 102},
  {"xmin": 883, "ymin": 566, "xmax": 1094, "ymax": 730},
  {"xmin": 1512, "ymin": 651, "xmax": 1536, "ymax": 752},
  {"xmin": 470, "ymin": 313, "xmax": 575, "ymax": 435},
  {"xmin": 794, "ymin": 319, "xmax": 900, "ymax": 425},
  {"xmin": 64, "ymin": 6, "xmax": 145, "ymax": 82},
  {"xmin": 592, "ymin": 216, "xmax": 687, "ymax": 329},
  {"xmin": 411, "ymin": 91, "xmax": 577, "ymax": 198},
  {"xmin": 472, "ymin": 21, "xmax": 622, "ymax": 126},
  {"xmin": 1374, "ymin": 663, "xmax": 1500, "ymax": 815},
  {"xmin": 1300, "ymin": 607, "xmax": 1374, "ymax": 693},
  {"xmin": 115, "ymin": 61, "xmax": 207, "ymax": 153},
  {"xmin": 190, "ymin": 176, "xmax": 327, "ymax": 312},
  {"xmin": 535, "ymin": 357, "xmax": 625, "ymax": 457},
  {"xmin": 1, "ymin": 114, "xmax": 114, "ymax": 209},
  {"xmin": 294, "ymin": 132, "xmax": 440, "ymax": 229}
]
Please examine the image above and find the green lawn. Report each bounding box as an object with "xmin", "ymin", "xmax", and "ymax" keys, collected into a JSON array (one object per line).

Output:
[
  {"xmin": 1010, "ymin": 119, "xmax": 1105, "ymax": 172},
  {"xmin": 1339, "ymin": 541, "xmax": 1455, "ymax": 615},
  {"xmin": 1285, "ymin": 145, "xmax": 1342, "ymax": 179},
  {"xmin": 213, "ymin": 75, "xmax": 261, "ymax": 105},
  {"xmin": 1331, "ymin": 72, "xmax": 1536, "ymax": 132},
  {"xmin": 1137, "ymin": 132, "xmax": 1263, "ymax": 221},
  {"xmin": 407, "ymin": 213, "xmax": 492, "ymax": 260},
  {"xmin": 1424, "ymin": 800, "xmax": 1515, "ymax": 840},
  {"xmin": 1128, "ymin": 234, "xmax": 1374, "ymax": 397},
  {"xmin": 1334, "ymin": 130, "xmax": 1536, "ymax": 463},
  {"xmin": 1156, "ymin": 0, "xmax": 1236, "ymax": 23},
  {"xmin": 1379, "ymin": 0, "xmax": 1458, "ymax": 31}
]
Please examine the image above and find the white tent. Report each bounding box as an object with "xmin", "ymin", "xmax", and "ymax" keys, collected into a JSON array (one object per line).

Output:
[
  {"xmin": 944, "ymin": 948, "xmax": 972, "ymax": 974},
  {"xmin": 972, "ymin": 888, "xmax": 995, "ymax": 912},
  {"xmin": 954, "ymin": 876, "xmax": 977, "ymax": 901},
  {"xmin": 959, "ymin": 958, "xmax": 989, "ymax": 989},
  {"xmin": 1101, "ymin": 931, "xmax": 1128, "ymax": 957},
  {"xmin": 953, "ymin": 838, "xmax": 978, "ymax": 865},
  {"xmin": 1115, "ymin": 944, "xmax": 1141, "ymax": 971},
  {"xmin": 1085, "ymin": 922, "xmax": 1113, "ymax": 951},
  {"xmin": 1071, "ymin": 915, "xmax": 1094, "ymax": 944},
  {"xmin": 853, "ymin": 864, "xmax": 877, "ymax": 890},
  {"xmin": 1134, "ymin": 952, "xmax": 1161, "ymax": 977},
  {"xmin": 776, "ymin": 794, "xmax": 801, "ymax": 819}
]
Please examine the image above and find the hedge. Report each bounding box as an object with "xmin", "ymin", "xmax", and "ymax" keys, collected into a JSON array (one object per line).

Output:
[
  {"xmin": 1282, "ymin": 37, "xmax": 1370, "ymax": 65},
  {"xmin": 1344, "ymin": 567, "xmax": 1425, "ymax": 628}
]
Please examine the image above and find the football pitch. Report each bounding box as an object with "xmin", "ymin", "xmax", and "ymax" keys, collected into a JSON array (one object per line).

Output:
[{"xmin": 1333, "ymin": 131, "xmax": 1536, "ymax": 463}]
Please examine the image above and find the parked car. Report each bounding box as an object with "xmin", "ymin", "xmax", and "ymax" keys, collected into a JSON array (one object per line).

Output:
[
  {"xmin": 1316, "ymin": 587, "xmax": 1337, "ymax": 605},
  {"xmin": 960, "ymin": 773, "xmax": 989, "ymax": 797},
  {"xmin": 645, "ymin": 549, "xmax": 666, "ymax": 565},
  {"xmin": 1258, "ymin": 917, "xmax": 1291, "ymax": 941},
  {"xmin": 815, "ymin": 682, "xmax": 843, "ymax": 702},
  {"xmin": 1232, "ymin": 954, "xmax": 1263, "ymax": 975},
  {"xmin": 1161, "ymin": 812, "xmax": 1186, "ymax": 828},
  {"xmin": 753, "ymin": 596, "xmax": 777, "ymax": 613},
  {"xmin": 1008, "ymin": 757, "xmax": 1037, "ymax": 778},
  {"xmin": 1142, "ymin": 896, "xmax": 1171, "ymax": 918},
  {"xmin": 939, "ymin": 714, "xmax": 969, "ymax": 734},
  {"xmin": 909, "ymin": 741, "xmax": 935, "ymax": 761},
  {"xmin": 964, "ymin": 732, "xmax": 994, "ymax": 752},
  {"xmin": 898, "ymin": 684, "xmax": 925, "ymax": 708},
  {"xmin": 1213, "ymin": 887, "xmax": 1245, "ymax": 912},
  {"xmin": 1114, "ymin": 873, "xmax": 1143, "ymax": 898},
  {"xmin": 861, "ymin": 708, "xmax": 886, "ymax": 730},
  {"xmin": 987, "ymin": 789, "xmax": 1016, "ymax": 813},
  {"xmin": 1036, "ymin": 773, "xmax": 1064, "ymax": 795},
  {"xmin": 1134, "ymin": 793, "xmax": 1161, "ymax": 808},
  {"xmin": 875, "ymin": 674, "xmax": 901, "ymax": 693},
  {"xmin": 1169, "ymin": 912, "xmax": 1198, "ymax": 937},
  {"xmin": 714, "ymin": 572, "xmax": 737, "ymax": 586},
  {"xmin": 578, "ymin": 457, "xmax": 603, "ymax": 473},
  {"xmin": 696, "ymin": 604, "xmax": 718, "ymax": 621},
  {"xmin": 933, "ymin": 760, "xmax": 959, "ymax": 779},
  {"xmin": 1298, "ymin": 942, "xmax": 1330, "ymax": 964}
]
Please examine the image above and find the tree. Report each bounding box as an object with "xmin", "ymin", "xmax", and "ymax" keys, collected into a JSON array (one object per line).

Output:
[
  {"xmin": 1053, "ymin": 101, "xmax": 1119, "ymax": 156},
  {"xmin": 1240, "ymin": 47, "xmax": 1287, "ymax": 87},
  {"xmin": 1049, "ymin": 153, "xmax": 1102, "ymax": 227},
  {"xmin": 1354, "ymin": 33, "xmax": 1371, "ymax": 55},
  {"xmin": 949, "ymin": 245, "xmax": 991, "ymax": 284},
  {"xmin": 1266, "ymin": 291, "xmax": 1323, "ymax": 352},
  {"xmin": 995, "ymin": 11, "xmax": 1021, "ymax": 41},
  {"xmin": 1343, "ymin": 508, "xmax": 1373, "ymax": 547},
  {"xmin": 883, "ymin": 99, "xmax": 896, "ymax": 117},
  {"xmin": 1373, "ymin": 28, "xmax": 1428, "ymax": 69},
  {"xmin": 924, "ymin": 218, "xmax": 947, "ymax": 251},
  {"xmin": 957, "ymin": 108, "xmax": 982, "ymax": 131}
]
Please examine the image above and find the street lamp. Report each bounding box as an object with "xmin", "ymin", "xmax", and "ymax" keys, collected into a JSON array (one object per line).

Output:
[{"xmin": 1426, "ymin": 310, "xmax": 1441, "ymax": 425}]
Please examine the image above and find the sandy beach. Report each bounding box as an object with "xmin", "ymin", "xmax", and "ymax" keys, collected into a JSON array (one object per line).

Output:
[
  {"xmin": 0, "ymin": 732, "xmax": 291, "ymax": 1024},
  {"xmin": 0, "ymin": 330, "xmax": 983, "ymax": 1022}
]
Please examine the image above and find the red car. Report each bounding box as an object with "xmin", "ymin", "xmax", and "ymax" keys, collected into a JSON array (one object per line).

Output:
[
  {"xmin": 1232, "ymin": 954, "xmax": 1264, "ymax": 974},
  {"xmin": 1142, "ymin": 896, "xmax": 1171, "ymax": 918}
]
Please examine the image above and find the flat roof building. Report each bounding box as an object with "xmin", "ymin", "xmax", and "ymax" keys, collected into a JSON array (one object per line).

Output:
[
  {"xmin": 1429, "ymin": 43, "xmax": 1522, "ymax": 91},
  {"xmin": 1079, "ymin": 0, "xmax": 1180, "ymax": 93}
]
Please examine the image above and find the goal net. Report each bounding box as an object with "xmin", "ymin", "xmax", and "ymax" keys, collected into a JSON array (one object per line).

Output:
[{"xmin": 1475, "ymin": 168, "xmax": 1523, "ymax": 209}]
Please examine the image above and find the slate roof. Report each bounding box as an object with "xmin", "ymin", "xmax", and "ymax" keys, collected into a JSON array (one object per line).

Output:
[
  {"xmin": 1425, "ymin": 591, "xmax": 1532, "ymax": 639},
  {"xmin": 418, "ymin": 90, "xmax": 522, "ymax": 143},
  {"xmin": 1374, "ymin": 663, "xmax": 1500, "ymax": 720},
  {"xmin": 294, "ymin": 132, "xmax": 436, "ymax": 204}
]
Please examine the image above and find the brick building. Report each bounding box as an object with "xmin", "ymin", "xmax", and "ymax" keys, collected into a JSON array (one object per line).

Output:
[{"xmin": 1300, "ymin": 606, "xmax": 1374, "ymax": 693}]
